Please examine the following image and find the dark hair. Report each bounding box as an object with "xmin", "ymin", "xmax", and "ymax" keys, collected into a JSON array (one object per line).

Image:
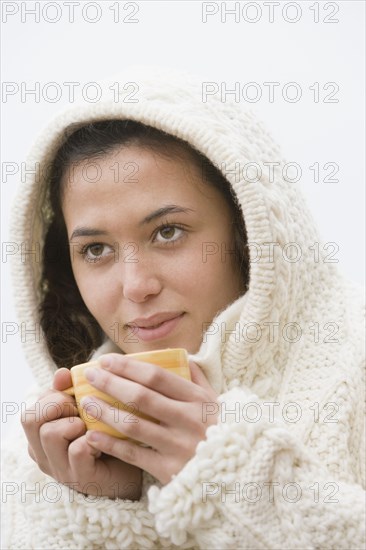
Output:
[{"xmin": 40, "ymin": 120, "xmax": 250, "ymax": 368}]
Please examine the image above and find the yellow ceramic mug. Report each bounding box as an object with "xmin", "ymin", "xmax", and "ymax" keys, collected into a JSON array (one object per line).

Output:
[{"xmin": 64, "ymin": 348, "xmax": 191, "ymax": 441}]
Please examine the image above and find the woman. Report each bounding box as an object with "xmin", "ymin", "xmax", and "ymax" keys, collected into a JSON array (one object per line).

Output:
[{"xmin": 3, "ymin": 66, "xmax": 365, "ymax": 549}]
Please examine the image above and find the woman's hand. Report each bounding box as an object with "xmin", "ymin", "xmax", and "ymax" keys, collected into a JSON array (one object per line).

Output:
[
  {"xmin": 21, "ymin": 368, "xmax": 142, "ymax": 500},
  {"xmin": 82, "ymin": 354, "xmax": 219, "ymax": 485}
]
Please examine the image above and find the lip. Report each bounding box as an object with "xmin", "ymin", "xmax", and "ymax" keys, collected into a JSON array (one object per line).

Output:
[{"xmin": 127, "ymin": 312, "xmax": 185, "ymax": 342}]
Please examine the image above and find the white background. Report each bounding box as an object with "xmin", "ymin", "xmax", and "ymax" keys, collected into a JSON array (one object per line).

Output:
[{"xmin": 1, "ymin": 1, "xmax": 365, "ymax": 439}]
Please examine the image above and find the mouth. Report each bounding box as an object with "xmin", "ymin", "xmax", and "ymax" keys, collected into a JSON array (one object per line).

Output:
[{"xmin": 127, "ymin": 313, "xmax": 185, "ymax": 342}]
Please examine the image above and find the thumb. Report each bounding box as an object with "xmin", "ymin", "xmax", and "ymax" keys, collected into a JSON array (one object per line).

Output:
[{"xmin": 53, "ymin": 367, "xmax": 73, "ymax": 391}]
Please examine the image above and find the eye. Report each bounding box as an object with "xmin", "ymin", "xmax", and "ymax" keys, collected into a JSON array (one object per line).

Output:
[
  {"xmin": 80, "ymin": 243, "xmax": 113, "ymax": 263},
  {"xmin": 154, "ymin": 224, "xmax": 185, "ymax": 244}
]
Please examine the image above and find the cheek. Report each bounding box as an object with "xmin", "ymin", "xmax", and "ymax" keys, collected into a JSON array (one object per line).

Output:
[
  {"xmin": 171, "ymin": 241, "xmax": 232, "ymax": 294},
  {"xmin": 187, "ymin": 258, "xmax": 224, "ymax": 303},
  {"xmin": 200, "ymin": 243, "xmax": 240, "ymax": 295},
  {"xmin": 72, "ymin": 268, "xmax": 117, "ymax": 323}
]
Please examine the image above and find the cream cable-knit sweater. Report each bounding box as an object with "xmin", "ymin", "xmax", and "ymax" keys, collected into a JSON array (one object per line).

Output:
[{"xmin": 2, "ymin": 66, "xmax": 365, "ymax": 549}]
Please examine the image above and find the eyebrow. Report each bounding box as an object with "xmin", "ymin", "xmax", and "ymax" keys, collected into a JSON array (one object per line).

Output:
[
  {"xmin": 70, "ymin": 228, "xmax": 108, "ymax": 240},
  {"xmin": 139, "ymin": 204, "xmax": 194, "ymax": 226},
  {"xmin": 69, "ymin": 204, "xmax": 194, "ymax": 240}
]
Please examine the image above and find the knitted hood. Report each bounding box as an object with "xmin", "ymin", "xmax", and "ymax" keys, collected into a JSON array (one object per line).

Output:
[{"xmin": 10, "ymin": 65, "xmax": 356, "ymax": 399}]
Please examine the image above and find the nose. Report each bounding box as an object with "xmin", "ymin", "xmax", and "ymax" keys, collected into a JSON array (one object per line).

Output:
[{"xmin": 120, "ymin": 254, "xmax": 162, "ymax": 303}]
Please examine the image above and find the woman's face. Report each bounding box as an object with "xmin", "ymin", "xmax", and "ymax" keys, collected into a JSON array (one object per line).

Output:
[{"xmin": 62, "ymin": 145, "xmax": 246, "ymax": 355}]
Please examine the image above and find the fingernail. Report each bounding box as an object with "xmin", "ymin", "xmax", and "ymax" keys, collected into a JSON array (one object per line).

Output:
[
  {"xmin": 85, "ymin": 367, "xmax": 98, "ymax": 382},
  {"xmin": 80, "ymin": 397, "xmax": 91, "ymax": 409},
  {"xmin": 80, "ymin": 396, "xmax": 93, "ymax": 409},
  {"xmin": 86, "ymin": 430, "xmax": 101, "ymax": 442},
  {"xmin": 99, "ymin": 356, "xmax": 112, "ymax": 370}
]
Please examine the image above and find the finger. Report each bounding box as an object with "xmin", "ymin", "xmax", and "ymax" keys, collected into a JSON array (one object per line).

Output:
[
  {"xmin": 68, "ymin": 435, "xmax": 107, "ymax": 485},
  {"xmin": 28, "ymin": 443, "xmax": 36, "ymax": 462},
  {"xmin": 188, "ymin": 361, "xmax": 216, "ymax": 393},
  {"xmin": 97, "ymin": 354, "xmax": 204, "ymax": 402},
  {"xmin": 37, "ymin": 388, "xmax": 59, "ymax": 401},
  {"xmin": 85, "ymin": 431, "xmax": 164, "ymax": 480},
  {"xmin": 80, "ymin": 396, "xmax": 168, "ymax": 447},
  {"xmin": 53, "ymin": 368, "xmax": 72, "ymax": 391},
  {"xmin": 22, "ymin": 392, "xmax": 78, "ymax": 469},
  {"xmin": 82, "ymin": 367, "xmax": 188, "ymax": 423},
  {"xmin": 39, "ymin": 416, "xmax": 86, "ymax": 478}
]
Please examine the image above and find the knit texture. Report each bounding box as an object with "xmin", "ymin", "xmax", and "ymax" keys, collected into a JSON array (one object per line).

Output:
[{"xmin": 3, "ymin": 65, "xmax": 365, "ymax": 549}]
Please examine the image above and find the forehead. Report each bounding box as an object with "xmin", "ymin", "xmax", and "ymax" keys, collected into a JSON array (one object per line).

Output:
[
  {"xmin": 61, "ymin": 145, "xmax": 217, "ymax": 208},
  {"xmin": 62, "ymin": 146, "xmax": 222, "ymax": 229}
]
